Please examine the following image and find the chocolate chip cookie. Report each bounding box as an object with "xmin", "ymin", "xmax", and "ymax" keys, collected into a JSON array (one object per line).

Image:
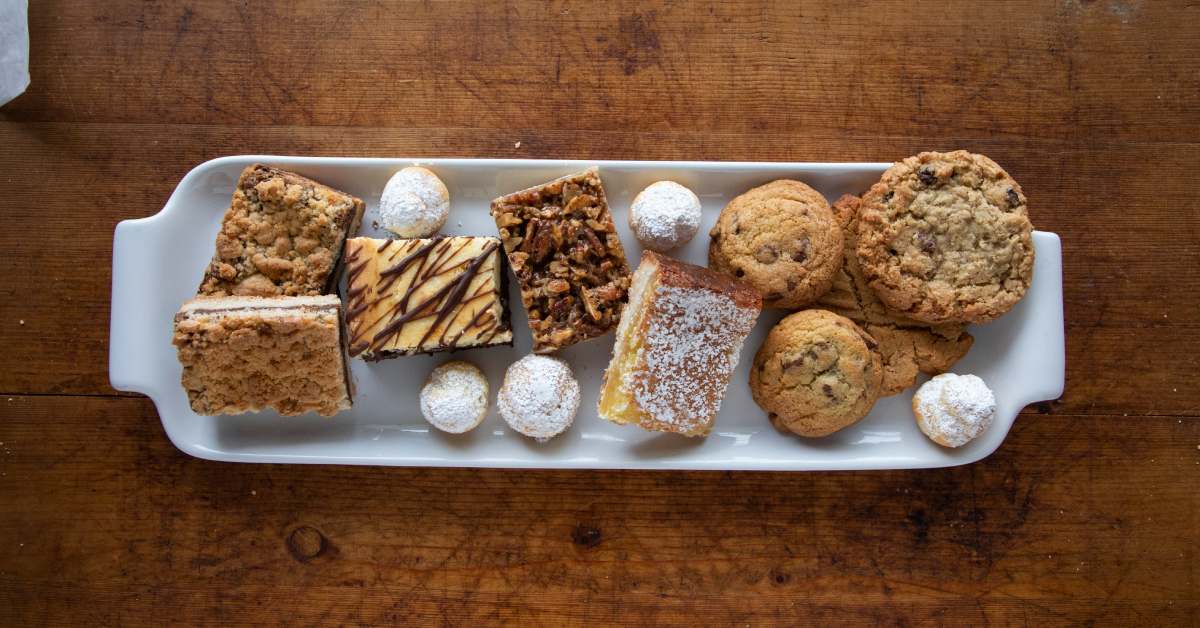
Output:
[
  {"xmin": 819, "ymin": 194, "xmax": 973, "ymax": 396},
  {"xmin": 856, "ymin": 151, "xmax": 1034, "ymax": 325},
  {"xmin": 708, "ymin": 180, "xmax": 842, "ymax": 309},
  {"xmin": 750, "ymin": 309, "xmax": 883, "ymax": 438}
]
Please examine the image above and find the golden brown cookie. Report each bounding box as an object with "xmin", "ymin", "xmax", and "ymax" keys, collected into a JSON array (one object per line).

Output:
[
  {"xmin": 863, "ymin": 324, "xmax": 973, "ymax": 396},
  {"xmin": 750, "ymin": 309, "xmax": 882, "ymax": 437},
  {"xmin": 708, "ymin": 180, "xmax": 842, "ymax": 309},
  {"xmin": 856, "ymin": 151, "xmax": 1035, "ymax": 325},
  {"xmin": 818, "ymin": 194, "xmax": 973, "ymax": 396}
]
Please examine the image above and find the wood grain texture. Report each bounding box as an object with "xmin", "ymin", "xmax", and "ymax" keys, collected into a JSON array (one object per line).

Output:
[
  {"xmin": 1, "ymin": 0, "xmax": 1198, "ymax": 625},
  {"xmin": 0, "ymin": 396, "xmax": 1197, "ymax": 626},
  {"xmin": 5, "ymin": 1, "xmax": 1199, "ymax": 142}
]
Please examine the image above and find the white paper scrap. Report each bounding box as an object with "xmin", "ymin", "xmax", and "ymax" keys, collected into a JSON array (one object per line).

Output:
[{"xmin": 0, "ymin": 0, "xmax": 30, "ymax": 107}]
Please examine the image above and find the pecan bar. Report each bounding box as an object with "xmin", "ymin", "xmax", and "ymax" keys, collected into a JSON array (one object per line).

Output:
[
  {"xmin": 198, "ymin": 164, "xmax": 365, "ymax": 297},
  {"xmin": 490, "ymin": 168, "xmax": 632, "ymax": 353}
]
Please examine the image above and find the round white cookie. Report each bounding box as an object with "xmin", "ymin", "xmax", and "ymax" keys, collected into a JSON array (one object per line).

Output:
[
  {"xmin": 628, "ymin": 180, "xmax": 702, "ymax": 252},
  {"xmin": 912, "ymin": 373, "xmax": 997, "ymax": 448},
  {"xmin": 379, "ymin": 166, "xmax": 450, "ymax": 237},
  {"xmin": 419, "ymin": 360, "xmax": 489, "ymax": 434},
  {"xmin": 497, "ymin": 354, "xmax": 580, "ymax": 441}
]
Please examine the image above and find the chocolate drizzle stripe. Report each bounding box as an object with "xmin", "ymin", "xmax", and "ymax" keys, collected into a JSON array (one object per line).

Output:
[
  {"xmin": 413, "ymin": 242, "xmax": 499, "ymax": 349},
  {"xmin": 367, "ymin": 287, "xmax": 497, "ymax": 351},
  {"xmin": 343, "ymin": 237, "xmax": 506, "ymax": 357},
  {"xmin": 344, "ymin": 242, "xmax": 373, "ymax": 354},
  {"xmin": 368, "ymin": 242, "xmax": 499, "ymax": 353},
  {"xmin": 380, "ymin": 237, "xmax": 444, "ymax": 275},
  {"xmin": 381, "ymin": 238, "xmax": 445, "ymax": 275},
  {"xmin": 423, "ymin": 239, "xmax": 472, "ymax": 282},
  {"xmin": 444, "ymin": 294, "xmax": 500, "ymax": 347},
  {"xmin": 437, "ymin": 287, "xmax": 498, "ymax": 346},
  {"xmin": 346, "ymin": 298, "xmax": 371, "ymax": 324}
]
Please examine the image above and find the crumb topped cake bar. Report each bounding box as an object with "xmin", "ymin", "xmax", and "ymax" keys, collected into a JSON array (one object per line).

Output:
[
  {"xmin": 343, "ymin": 236, "xmax": 512, "ymax": 360},
  {"xmin": 490, "ymin": 168, "xmax": 632, "ymax": 353},
  {"xmin": 172, "ymin": 295, "xmax": 352, "ymax": 416},
  {"xmin": 598, "ymin": 251, "xmax": 762, "ymax": 437},
  {"xmin": 198, "ymin": 164, "xmax": 365, "ymax": 297}
]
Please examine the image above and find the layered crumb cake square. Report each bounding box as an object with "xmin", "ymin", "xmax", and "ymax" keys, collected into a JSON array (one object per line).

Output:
[{"xmin": 172, "ymin": 295, "xmax": 352, "ymax": 416}]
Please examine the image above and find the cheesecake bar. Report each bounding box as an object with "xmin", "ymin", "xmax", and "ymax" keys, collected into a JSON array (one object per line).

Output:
[
  {"xmin": 343, "ymin": 236, "xmax": 513, "ymax": 360},
  {"xmin": 598, "ymin": 251, "xmax": 761, "ymax": 437},
  {"xmin": 198, "ymin": 164, "xmax": 365, "ymax": 297},
  {"xmin": 172, "ymin": 295, "xmax": 352, "ymax": 416},
  {"xmin": 490, "ymin": 168, "xmax": 632, "ymax": 353}
]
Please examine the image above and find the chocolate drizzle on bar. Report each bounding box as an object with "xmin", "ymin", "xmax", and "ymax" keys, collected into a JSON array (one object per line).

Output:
[{"xmin": 344, "ymin": 236, "xmax": 511, "ymax": 359}]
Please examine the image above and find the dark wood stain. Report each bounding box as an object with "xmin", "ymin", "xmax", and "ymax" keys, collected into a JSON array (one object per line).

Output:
[{"xmin": 0, "ymin": 0, "xmax": 1198, "ymax": 625}]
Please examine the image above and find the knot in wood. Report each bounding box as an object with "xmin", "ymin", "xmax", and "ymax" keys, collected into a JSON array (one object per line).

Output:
[{"xmin": 286, "ymin": 525, "xmax": 328, "ymax": 562}]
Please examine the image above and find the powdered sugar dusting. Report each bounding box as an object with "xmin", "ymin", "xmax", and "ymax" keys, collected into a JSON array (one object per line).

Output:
[
  {"xmin": 419, "ymin": 360, "xmax": 489, "ymax": 434},
  {"xmin": 379, "ymin": 166, "xmax": 450, "ymax": 237},
  {"xmin": 498, "ymin": 355, "xmax": 580, "ymax": 440},
  {"xmin": 914, "ymin": 373, "xmax": 996, "ymax": 447},
  {"xmin": 628, "ymin": 181, "xmax": 702, "ymax": 252},
  {"xmin": 623, "ymin": 284, "xmax": 758, "ymax": 431}
]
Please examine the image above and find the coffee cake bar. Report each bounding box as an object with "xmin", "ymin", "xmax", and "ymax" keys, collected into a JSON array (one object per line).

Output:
[
  {"xmin": 490, "ymin": 168, "xmax": 632, "ymax": 353},
  {"xmin": 343, "ymin": 236, "xmax": 513, "ymax": 360},
  {"xmin": 173, "ymin": 295, "xmax": 353, "ymax": 416},
  {"xmin": 598, "ymin": 251, "xmax": 762, "ymax": 437},
  {"xmin": 198, "ymin": 164, "xmax": 365, "ymax": 297}
]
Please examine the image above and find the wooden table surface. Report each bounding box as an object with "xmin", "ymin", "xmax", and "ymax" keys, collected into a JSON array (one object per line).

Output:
[{"xmin": 2, "ymin": 1, "xmax": 1197, "ymax": 625}]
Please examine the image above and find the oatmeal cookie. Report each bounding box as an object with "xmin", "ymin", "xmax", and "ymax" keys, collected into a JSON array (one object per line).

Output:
[
  {"xmin": 708, "ymin": 180, "xmax": 842, "ymax": 309},
  {"xmin": 856, "ymin": 151, "xmax": 1034, "ymax": 325},
  {"xmin": 750, "ymin": 309, "xmax": 882, "ymax": 437},
  {"xmin": 819, "ymin": 194, "xmax": 973, "ymax": 396}
]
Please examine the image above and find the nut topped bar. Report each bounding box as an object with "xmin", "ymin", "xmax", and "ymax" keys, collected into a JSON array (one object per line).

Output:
[
  {"xmin": 198, "ymin": 164, "xmax": 365, "ymax": 297},
  {"xmin": 343, "ymin": 236, "xmax": 513, "ymax": 360},
  {"xmin": 490, "ymin": 168, "xmax": 632, "ymax": 353}
]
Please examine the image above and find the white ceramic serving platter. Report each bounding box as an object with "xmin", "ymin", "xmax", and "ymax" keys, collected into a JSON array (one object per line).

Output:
[{"xmin": 110, "ymin": 157, "xmax": 1064, "ymax": 470}]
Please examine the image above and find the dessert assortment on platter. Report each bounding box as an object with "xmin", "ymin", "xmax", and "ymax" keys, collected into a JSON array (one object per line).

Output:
[
  {"xmin": 167, "ymin": 151, "xmax": 1034, "ymax": 453},
  {"xmin": 109, "ymin": 155, "xmax": 1065, "ymax": 469}
]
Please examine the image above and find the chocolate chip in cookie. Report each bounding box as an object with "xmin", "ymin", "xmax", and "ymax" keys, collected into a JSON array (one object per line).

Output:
[
  {"xmin": 750, "ymin": 309, "xmax": 882, "ymax": 437},
  {"xmin": 817, "ymin": 193, "xmax": 974, "ymax": 396},
  {"xmin": 856, "ymin": 151, "xmax": 1035, "ymax": 325},
  {"xmin": 708, "ymin": 180, "xmax": 843, "ymax": 309}
]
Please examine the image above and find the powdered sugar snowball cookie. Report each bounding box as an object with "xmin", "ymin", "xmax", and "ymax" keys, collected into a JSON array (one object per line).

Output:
[
  {"xmin": 497, "ymin": 354, "xmax": 581, "ymax": 441},
  {"xmin": 912, "ymin": 373, "xmax": 997, "ymax": 447},
  {"xmin": 628, "ymin": 181, "xmax": 702, "ymax": 252},
  {"xmin": 379, "ymin": 166, "xmax": 450, "ymax": 237},
  {"xmin": 419, "ymin": 360, "xmax": 490, "ymax": 434}
]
